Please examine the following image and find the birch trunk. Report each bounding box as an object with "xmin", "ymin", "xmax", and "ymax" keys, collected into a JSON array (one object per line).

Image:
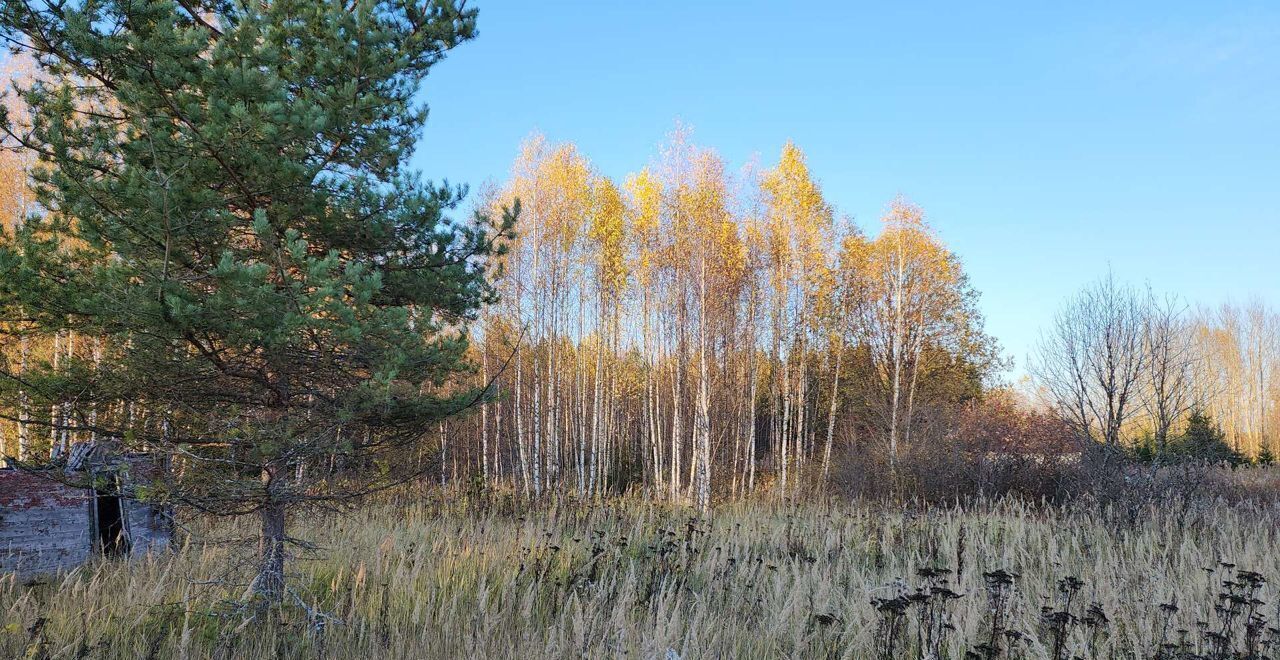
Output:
[
  {"xmin": 823, "ymin": 332, "xmax": 845, "ymax": 482},
  {"xmin": 16, "ymin": 334, "xmax": 28, "ymax": 460}
]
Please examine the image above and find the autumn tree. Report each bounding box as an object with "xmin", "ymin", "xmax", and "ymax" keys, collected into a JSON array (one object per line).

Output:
[
  {"xmin": 857, "ymin": 198, "xmax": 985, "ymax": 462},
  {"xmin": 585, "ymin": 174, "xmax": 625, "ymax": 497},
  {"xmin": 672, "ymin": 145, "xmax": 743, "ymax": 511},
  {"xmin": 488, "ymin": 136, "xmax": 592, "ymax": 497},
  {"xmin": 825, "ymin": 229, "xmax": 870, "ymax": 479},
  {"xmin": 758, "ymin": 141, "xmax": 834, "ymax": 490},
  {"xmin": 624, "ymin": 166, "xmax": 665, "ymax": 492}
]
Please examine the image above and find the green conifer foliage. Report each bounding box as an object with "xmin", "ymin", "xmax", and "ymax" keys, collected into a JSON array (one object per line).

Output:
[
  {"xmin": 0, "ymin": 0, "xmax": 511, "ymax": 601},
  {"xmin": 1172, "ymin": 410, "xmax": 1244, "ymax": 465}
]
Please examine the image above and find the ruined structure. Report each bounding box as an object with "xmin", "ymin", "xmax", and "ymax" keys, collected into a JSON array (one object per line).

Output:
[{"xmin": 0, "ymin": 444, "xmax": 173, "ymax": 576}]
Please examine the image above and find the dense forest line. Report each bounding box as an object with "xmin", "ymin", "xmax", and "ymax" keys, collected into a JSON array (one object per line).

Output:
[{"xmin": 443, "ymin": 131, "xmax": 1279, "ymax": 506}]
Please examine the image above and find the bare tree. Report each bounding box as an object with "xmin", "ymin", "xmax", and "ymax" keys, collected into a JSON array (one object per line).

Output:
[
  {"xmin": 1035, "ymin": 273, "xmax": 1150, "ymax": 445},
  {"xmin": 1142, "ymin": 291, "xmax": 1197, "ymax": 449}
]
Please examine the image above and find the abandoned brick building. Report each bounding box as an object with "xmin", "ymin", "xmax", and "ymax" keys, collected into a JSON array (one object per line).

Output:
[{"xmin": 0, "ymin": 444, "xmax": 173, "ymax": 576}]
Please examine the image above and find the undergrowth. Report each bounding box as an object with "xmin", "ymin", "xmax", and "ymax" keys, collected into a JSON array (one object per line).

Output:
[{"xmin": 3, "ymin": 495, "xmax": 1280, "ymax": 658}]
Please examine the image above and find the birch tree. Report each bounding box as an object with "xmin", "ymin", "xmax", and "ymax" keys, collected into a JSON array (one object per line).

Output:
[{"xmin": 860, "ymin": 199, "xmax": 969, "ymax": 462}]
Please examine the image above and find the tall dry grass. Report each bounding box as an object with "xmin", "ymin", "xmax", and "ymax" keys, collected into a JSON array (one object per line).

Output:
[{"xmin": 3, "ymin": 493, "xmax": 1280, "ymax": 658}]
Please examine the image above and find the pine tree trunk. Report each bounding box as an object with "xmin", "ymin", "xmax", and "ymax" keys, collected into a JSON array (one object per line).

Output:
[
  {"xmin": 439, "ymin": 422, "xmax": 447, "ymax": 486},
  {"xmin": 255, "ymin": 481, "xmax": 287, "ymax": 604}
]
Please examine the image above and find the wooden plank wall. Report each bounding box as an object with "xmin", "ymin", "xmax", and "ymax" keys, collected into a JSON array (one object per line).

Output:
[
  {"xmin": 123, "ymin": 498, "xmax": 173, "ymax": 556},
  {"xmin": 0, "ymin": 471, "xmax": 92, "ymax": 575}
]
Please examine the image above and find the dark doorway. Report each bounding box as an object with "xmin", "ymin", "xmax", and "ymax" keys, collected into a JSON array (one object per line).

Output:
[{"xmin": 94, "ymin": 490, "xmax": 130, "ymax": 557}]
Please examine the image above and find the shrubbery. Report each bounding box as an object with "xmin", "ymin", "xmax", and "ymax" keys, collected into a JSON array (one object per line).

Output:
[
  {"xmin": 832, "ymin": 395, "xmax": 1087, "ymax": 504},
  {"xmin": 832, "ymin": 396, "xmax": 1280, "ymax": 508}
]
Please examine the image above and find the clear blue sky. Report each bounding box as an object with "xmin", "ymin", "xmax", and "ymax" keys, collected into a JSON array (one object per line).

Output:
[{"xmin": 411, "ymin": 1, "xmax": 1280, "ymax": 379}]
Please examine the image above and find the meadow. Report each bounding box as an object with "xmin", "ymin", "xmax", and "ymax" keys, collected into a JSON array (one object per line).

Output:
[{"xmin": 5, "ymin": 489, "xmax": 1280, "ymax": 659}]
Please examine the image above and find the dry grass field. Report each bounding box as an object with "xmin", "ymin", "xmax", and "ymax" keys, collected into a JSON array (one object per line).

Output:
[{"xmin": 4, "ymin": 491, "xmax": 1280, "ymax": 659}]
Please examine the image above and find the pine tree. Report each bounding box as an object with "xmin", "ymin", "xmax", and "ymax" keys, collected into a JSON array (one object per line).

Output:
[
  {"xmin": 0, "ymin": 0, "xmax": 510, "ymax": 603},
  {"xmin": 1175, "ymin": 410, "xmax": 1243, "ymax": 465}
]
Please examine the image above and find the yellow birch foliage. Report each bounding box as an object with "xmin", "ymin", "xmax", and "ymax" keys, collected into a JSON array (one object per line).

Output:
[
  {"xmin": 864, "ymin": 196, "xmax": 969, "ymax": 366},
  {"xmin": 759, "ymin": 141, "xmax": 835, "ymax": 320},
  {"xmin": 624, "ymin": 167, "xmax": 662, "ymax": 289},
  {"xmin": 589, "ymin": 175, "xmax": 627, "ymax": 299},
  {"xmin": 510, "ymin": 134, "xmax": 592, "ymax": 259}
]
